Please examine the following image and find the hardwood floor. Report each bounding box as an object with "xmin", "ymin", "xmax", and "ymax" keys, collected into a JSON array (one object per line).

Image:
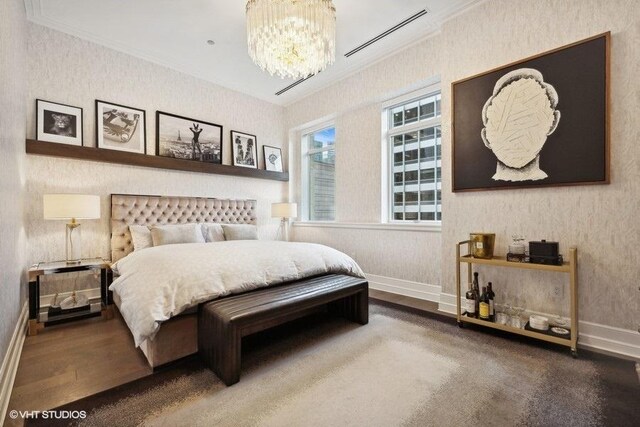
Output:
[
  {"xmin": 5, "ymin": 312, "xmax": 151, "ymax": 427},
  {"xmin": 4, "ymin": 292, "xmax": 438, "ymax": 426}
]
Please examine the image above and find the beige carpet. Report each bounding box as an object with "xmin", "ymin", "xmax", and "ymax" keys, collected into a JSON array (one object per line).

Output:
[{"xmin": 33, "ymin": 302, "xmax": 639, "ymax": 427}]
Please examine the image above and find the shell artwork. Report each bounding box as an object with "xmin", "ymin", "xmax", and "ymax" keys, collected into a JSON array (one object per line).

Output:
[{"xmin": 481, "ymin": 68, "xmax": 561, "ymax": 181}]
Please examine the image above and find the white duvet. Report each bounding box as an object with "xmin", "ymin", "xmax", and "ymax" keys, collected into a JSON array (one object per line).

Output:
[{"xmin": 110, "ymin": 240, "xmax": 364, "ymax": 347}]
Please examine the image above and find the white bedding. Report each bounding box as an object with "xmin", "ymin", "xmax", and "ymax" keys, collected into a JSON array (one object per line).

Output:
[{"xmin": 110, "ymin": 240, "xmax": 364, "ymax": 347}]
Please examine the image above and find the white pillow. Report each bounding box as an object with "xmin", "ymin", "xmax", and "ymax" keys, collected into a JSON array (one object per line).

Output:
[
  {"xmin": 221, "ymin": 224, "xmax": 258, "ymax": 241},
  {"xmin": 129, "ymin": 225, "xmax": 153, "ymax": 251},
  {"xmin": 201, "ymin": 223, "xmax": 225, "ymax": 243},
  {"xmin": 150, "ymin": 224, "xmax": 206, "ymax": 247}
]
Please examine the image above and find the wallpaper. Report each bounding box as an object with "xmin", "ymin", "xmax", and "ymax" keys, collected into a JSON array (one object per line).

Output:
[
  {"xmin": 0, "ymin": 0, "xmax": 27, "ymax": 360},
  {"xmin": 26, "ymin": 24, "xmax": 288, "ymax": 288},
  {"xmin": 286, "ymin": 0, "xmax": 640, "ymax": 330}
]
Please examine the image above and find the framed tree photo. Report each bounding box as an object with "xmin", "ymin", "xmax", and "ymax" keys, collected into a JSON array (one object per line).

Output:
[
  {"xmin": 231, "ymin": 130, "xmax": 258, "ymax": 169},
  {"xmin": 452, "ymin": 32, "xmax": 610, "ymax": 192},
  {"xmin": 156, "ymin": 111, "xmax": 222, "ymax": 164},
  {"xmin": 263, "ymin": 145, "xmax": 283, "ymax": 172},
  {"xmin": 36, "ymin": 99, "xmax": 83, "ymax": 146},
  {"xmin": 96, "ymin": 100, "xmax": 146, "ymax": 154}
]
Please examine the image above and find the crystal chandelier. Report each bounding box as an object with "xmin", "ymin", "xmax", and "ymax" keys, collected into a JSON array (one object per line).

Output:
[{"xmin": 246, "ymin": 0, "xmax": 336, "ymax": 80}]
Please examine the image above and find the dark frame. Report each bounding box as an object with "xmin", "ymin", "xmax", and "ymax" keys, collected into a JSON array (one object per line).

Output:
[
  {"xmin": 262, "ymin": 145, "xmax": 283, "ymax": 172},
  {"xmin": 36, "ymin": 99, "xmax": 83, "ymax": 146},
  {"xmin": 231, "ymin": 130, "xmax": 258, "ymax": 169},
  {"xmin": 156, "ymin": 111, "xmax": 223, "ymax": 165},
  {"xmin": 452, "ymin": 32, "xmax": 610, "ymax": 192},
  {"xmin": 95, "ymin": 99, "xmax": 147, "ymax": 154}
]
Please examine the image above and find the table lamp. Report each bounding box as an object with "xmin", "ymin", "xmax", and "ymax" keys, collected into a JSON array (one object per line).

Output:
[
  {"xmin": 271, "ymin": 202, "xmax": 297, "ymax": 241},
  {"xmin": 43, "ymin": 194, "xmax": 101, "ymax": 264}
]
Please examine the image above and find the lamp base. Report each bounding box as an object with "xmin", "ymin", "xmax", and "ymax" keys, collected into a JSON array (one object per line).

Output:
[
  {"xmin": 66, "ymin": 221, "xmax": 82, "ymax": 264},
  {"xmin": 276, "ymin": 218, "xmax": 289, "ymax": 242}
]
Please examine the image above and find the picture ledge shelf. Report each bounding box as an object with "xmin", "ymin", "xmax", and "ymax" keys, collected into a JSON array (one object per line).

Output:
[{"xmin": 25, "ymin": 140, "xmax": 289, "ymax": 182}]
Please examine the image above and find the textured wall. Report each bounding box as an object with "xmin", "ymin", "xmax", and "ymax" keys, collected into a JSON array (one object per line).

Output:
[
  {"xmin": 439, "ymin": 0, "xmax": 639, "ymax": 330},
  {"xmin": 286, "ymin": 35, "xmax": 443, "ymax": 285},
  {"xmin": 26, "ymin": 24, "xmax": 287, "ymax": 270},
  {"xmin": 292, "ymin": 227, "xmax": 442, "ymax": 285},
  {"xmin": 286, "ymin": 0, "xmax": 640, "ymax": 330},
  {"xmin": 0, "ymin": 0, "xmax": 27, "ymax": 360}
]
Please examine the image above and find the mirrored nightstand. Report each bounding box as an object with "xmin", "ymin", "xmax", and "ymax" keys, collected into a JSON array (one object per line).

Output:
[{"xmin": 28, "ymin": 258, "xmax": 114, "ymax": 335}]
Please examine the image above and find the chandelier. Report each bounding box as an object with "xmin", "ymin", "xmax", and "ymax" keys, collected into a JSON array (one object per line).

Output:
[{"xmin": 246, "ymin": 0, "xmax": 336, "ymax": 80}]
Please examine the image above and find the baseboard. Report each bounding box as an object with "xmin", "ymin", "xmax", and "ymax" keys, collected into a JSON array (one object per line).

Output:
[
  {"xmin": 438, "ymin": 292, "xmax": 640, "ymax": 360},
  {"xmin": 365, "ymin": 273, "xmax": 440, "ymax": 302},
  {"xmin": 438, "ymin": 293, "xmax": 458, "ymax": 315},
  {"xmin": 0, "ymin": 302, "xmax": 28, "ymax": 422},
  {"xmin": 579, "ymin": 321, "xmax": 640, "ymax": 360}
]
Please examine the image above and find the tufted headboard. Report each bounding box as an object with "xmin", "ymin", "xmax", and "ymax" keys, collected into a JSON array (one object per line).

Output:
[{"xmin": 110, "ymin": 194, "xmax": 257, "ymax": 262}]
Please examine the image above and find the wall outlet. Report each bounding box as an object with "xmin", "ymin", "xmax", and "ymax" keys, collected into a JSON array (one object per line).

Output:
[{"xmin": 553, "ymin": 285, "xmax": 562, "ymax": 297}]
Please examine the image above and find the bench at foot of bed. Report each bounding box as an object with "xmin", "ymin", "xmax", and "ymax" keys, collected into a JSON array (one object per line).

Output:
[{"xmin": 198, "ymin": 274, "xmax": 369, "ymax": 386}]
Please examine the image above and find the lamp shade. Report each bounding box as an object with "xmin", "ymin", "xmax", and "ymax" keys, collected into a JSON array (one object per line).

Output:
[
  {"xmin": 43, "ymin": 194, "xmax": 101, "ymax": 220},
  {"xmin": 271, "ymin": 202, "xmax": 297, "ymax": 219}
]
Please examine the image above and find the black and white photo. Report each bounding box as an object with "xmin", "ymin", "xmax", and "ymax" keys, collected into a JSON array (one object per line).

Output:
[
  {"xmin": 36, "ymin": 99, "xmax": 83, "ymax": 146},
  {"xmin": 156, "ymin": 112, "xmax": 222, "ymax": 164},
  {"xmin": 263, "ymin": 145, "xmax": 283, "ymax": 172},
  {"xmin": 231, "ymin": 130, "xmax": 258, "ymax": 169},
  {"xmin": 96, "ymin": 100, "xmax": 146, "ymax": 154}
]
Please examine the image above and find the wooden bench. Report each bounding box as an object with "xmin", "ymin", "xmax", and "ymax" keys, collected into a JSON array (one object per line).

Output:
[{"xmin": 198, "ymin": 274, "xmax": 368, "ymax": 386}]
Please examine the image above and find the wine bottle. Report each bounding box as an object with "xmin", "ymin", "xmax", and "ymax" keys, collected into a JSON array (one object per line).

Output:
[
  {"xmin": 464, "ymin": 285, "xmax": 477, "ymax": 318},
  {"xmin": 472, "ymin": 272, "xmax": 480, "ymax": 317},
  {"xmin": 487, "ymin": 282, "xmax": 495, "ymax": 322},
  {"xmin": 479, "ymin": 286, "xmax": 490, "ymax": 320}
]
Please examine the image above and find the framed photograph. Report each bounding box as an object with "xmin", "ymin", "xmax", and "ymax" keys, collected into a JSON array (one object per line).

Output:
[
  {"xmin": 452, "ymin": 32, "xmax": 609, "ymax": 192},
  {"xmin": 231, "ymin": 130, "xmax": 258, "ymax": 169},
  {"xmin": 36, "ymin": 99, "xmax": 83, "ymax": 146},
  {"xmin": 96, "ymin": 100, "xmax": 146, "ymax": 154},
  {"xmin": 263, "ymin": 145, "xmax": 283, "ymax": 172},
  {"xmin": 156, "ymin": 111, "xmax": 222, "ymax": 164}
]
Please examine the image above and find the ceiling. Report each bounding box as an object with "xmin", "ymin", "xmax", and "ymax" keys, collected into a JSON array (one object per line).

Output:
[{"xmin": 25, "ymin": 0, "xmax": 479, "ymax": 106}]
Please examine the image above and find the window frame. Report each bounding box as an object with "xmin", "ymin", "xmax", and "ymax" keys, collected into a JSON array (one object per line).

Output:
[
  {"xmin": 300, "ymin": 122, "xmax": 336, "ymax": 222},
  {"xmin": 381, "ymin": 84, "xmax": 442, "ymax": 225}
]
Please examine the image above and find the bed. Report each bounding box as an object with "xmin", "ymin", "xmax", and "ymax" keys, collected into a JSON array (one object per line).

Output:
[{"xmin": 109, "ymin": 194, "xmax": 365, "ymax": 368}]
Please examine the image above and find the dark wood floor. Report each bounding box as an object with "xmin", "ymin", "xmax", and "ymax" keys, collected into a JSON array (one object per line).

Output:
[{"xmin": 5, "ymin": 291, "xmax": 440, "ymax": 426}]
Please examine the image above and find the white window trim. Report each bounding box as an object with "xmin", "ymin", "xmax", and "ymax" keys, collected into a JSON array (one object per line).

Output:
[
  {"xmin": 300, "ymin": 121, "xmax": 336, "ymax": 222},
  {"xmin": 381, "ymin": 82, "xmax": 442, "ymax": 226}
]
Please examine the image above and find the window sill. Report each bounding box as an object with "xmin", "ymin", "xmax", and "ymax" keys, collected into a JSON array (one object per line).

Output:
[{"xmin": 292, "ymin": 221, "xmax": 441, "ymax": 232}]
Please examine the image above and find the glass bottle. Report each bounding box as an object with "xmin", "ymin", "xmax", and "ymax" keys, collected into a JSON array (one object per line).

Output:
[
  {"xmin": 479, "ymin": 286, "xmax": 490, "ymax": 320},
  {"xmin": 487, "ymin": 282, "xmax": 495, "ymax": 322},
  {"xmin": 472, "ymin": 272, "xmax": 480, "ymax": 317},
  {"xmin": 464, "ymin": 284, "xmax": 477, "ymax": 318}
]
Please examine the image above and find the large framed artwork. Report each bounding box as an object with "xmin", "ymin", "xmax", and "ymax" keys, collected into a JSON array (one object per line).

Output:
[
  {"xmin": 156, "ymin": 111, "xmax": 222, "ymax": 164},
  {"xmin": 36, "ymin": 99, "xmax": 83, "ymax": 146},
  {"xmin": 452, "ymin": 32, "xmax": 610, "ymax": 192},
  {"xmin": 96, "ymin": 100, "xmax": 146, "ymax": 154}
]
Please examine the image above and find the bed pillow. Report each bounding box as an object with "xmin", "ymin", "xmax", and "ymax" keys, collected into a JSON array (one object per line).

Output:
[
  {"xmin": 221, "ymin": 224, "xmax": 258, "ymax": 241},
  {"xmin": 150, "ymin": 224, "xmax": 206, "ymax": 247},
  {"xmin": 201, "ymin": 223, "xmax": 225, "ymax": 243},
  {"xmin": 129, "ymin": 225, "xmax": 153, "ymax": 251}
]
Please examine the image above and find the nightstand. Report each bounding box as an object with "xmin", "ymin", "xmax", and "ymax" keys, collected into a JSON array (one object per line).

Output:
[{"xmin": 28, "ymin": 258, "xmax": 114, "ymax": 336}]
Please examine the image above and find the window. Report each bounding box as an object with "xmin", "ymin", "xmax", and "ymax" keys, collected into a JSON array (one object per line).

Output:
[
  {"xmin": 302, "ymin": 126, "xmax": 335, "ymax": 221},
  {"xmin": 386, "ymin": 89, "xmax": 442, "ymax": 222}
]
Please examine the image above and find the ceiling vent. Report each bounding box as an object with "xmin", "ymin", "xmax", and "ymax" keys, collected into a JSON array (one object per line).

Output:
[
  {"xmin": 344, "ymin": 9, "xmax": 428, "ymax": 58},
  {"xmin": 275, "ymin": 73, "xmax": 317, "ymax": 96},
  {"xmin": 275, "ymin": 9, "xmax": 428, "ymax": 95}
]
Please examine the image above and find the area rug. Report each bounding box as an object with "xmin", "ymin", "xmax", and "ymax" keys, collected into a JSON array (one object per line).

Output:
[{"xmin": 31, "ymin": 301, "xmax": 639, "ymax": 427}]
